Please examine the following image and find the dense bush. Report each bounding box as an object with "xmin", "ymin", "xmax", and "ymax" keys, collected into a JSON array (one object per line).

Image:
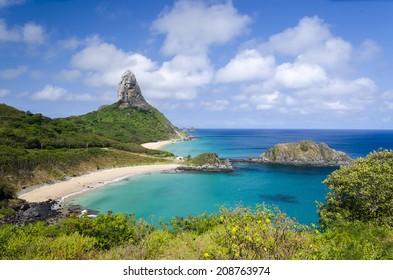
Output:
[
  {"xmin": 0, "ymin": 205, "xmax": 392, "ymax": 260},
  {"xmin": 312, "ymin": 220, "xmax": 393, "ymax": 260},
  {"xmin": 208, "ymin": 205, "xmax": 313, "ymax": 260},
  {"xmin": 0, "ymin": 222, "xmax": 95, "ymax": 259},
  {"xmin": 0, "ymin": 180, "xmax": 14, "ymax": 200},
  {"xmin": 319, "ymin": 150, "xmax": 393, "ymax": 228},
  {"xmin": 60, "ymin": 213, "xmax": 153, "ymax": 250}
]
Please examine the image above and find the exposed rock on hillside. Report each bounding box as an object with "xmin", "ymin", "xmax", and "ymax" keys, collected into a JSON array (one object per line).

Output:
[
  {"xmin": 178, "ymin": 152, "xmax": 234, "ymax": 172},
  {"xmin": 117, "ymin": 70, "xmax": 151, "ymax": 112},
  {"xmin": 259, "ymin": 140, "xmax": 352, "ymax": 166},
  {"xmin": 0, "ymin": 199, "xmax": 62, "ymax": 225}
]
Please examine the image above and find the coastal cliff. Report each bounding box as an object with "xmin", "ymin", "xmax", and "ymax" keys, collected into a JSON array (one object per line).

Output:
[{"xmin": 259, "ymin": 140, "xmax": 352, "ymax": 166}]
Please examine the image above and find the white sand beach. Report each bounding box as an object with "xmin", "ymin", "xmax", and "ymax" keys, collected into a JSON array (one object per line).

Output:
[
  {"xmin": 141, "ymin": 140, "xmax": 174, "ymax": 150},
  {"xmin": 18, "ymin": 164, "xmax": 180, "ymax": 203}
]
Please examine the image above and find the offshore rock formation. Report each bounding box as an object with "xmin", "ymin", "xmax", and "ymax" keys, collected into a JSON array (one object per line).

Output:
[
  {"xmin": 259, "ymin": 140, "xmax": 352, "ymax": 167},
  {"xmin": 178, "ymin": 152, "xmax": 234, "ymax": 173},
  {"xmin": 117, "ymin": 70, "xmax": 151, "ymax": 112}
]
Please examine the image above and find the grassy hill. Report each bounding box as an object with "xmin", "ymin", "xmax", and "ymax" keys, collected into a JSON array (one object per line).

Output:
[
  {"xmin": 73, "ymin": 103, "xmax": 181, "ymax": 144},
  {"xmin": 0, "ymin": 102, "xmax": 180, "ymax": 191}
]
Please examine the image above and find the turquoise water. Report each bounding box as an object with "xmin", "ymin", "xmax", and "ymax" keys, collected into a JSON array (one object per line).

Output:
[{"xmin": 69, "ymin": 129, "xmax": 393, "ymax": 225}]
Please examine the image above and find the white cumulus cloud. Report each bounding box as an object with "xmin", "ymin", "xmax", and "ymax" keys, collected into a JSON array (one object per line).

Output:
[
  {"xmin": 0, "ymin": 19, "xmax": 46, "ymax": 45},
  {"xmin": 216, "ymin": 49, "xmax": 275, "ymax": 83},
  {"xmin": 274, "ymin": 62, "xmax": 328, "ymax": 89},
  {"xmin": 32, "ymin": 85, "xmax": 68, "ymax": 101},
  {"xmin": 71, "ymin": 38, "xmax": 213, "ymax": 101},
  {"xmin": 152, "ymin": 0, "xmax": 251, "ymax": 55},
  {"xmin": 261, "ymin": 16, "xmax": 331, "ymax": 56},
  {"xmin": 32, "ymin": 84, "xmax": 97, "ymax": 102}
]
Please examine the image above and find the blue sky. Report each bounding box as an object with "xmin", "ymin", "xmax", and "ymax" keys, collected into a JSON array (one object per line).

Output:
[{"xmin": 1, "ymin": 0, "xmax": 393, "ymax": 129}]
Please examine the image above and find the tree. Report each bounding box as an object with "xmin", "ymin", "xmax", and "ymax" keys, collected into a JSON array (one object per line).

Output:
[
  {"xmin": 0, "ymin": 180, "xmax": 15, "ymax": 200},
  {"xmin": 318, "ymin": 150, "xmax": 393, "ymax": 228}
]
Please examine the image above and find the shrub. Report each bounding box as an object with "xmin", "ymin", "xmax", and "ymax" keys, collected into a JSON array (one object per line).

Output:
[
  {"xmin": 0, "ymin": 180, "xmax": 15, "ymax": 200},
  {"xmin": 312, "ymin": 220, "xmax": 393, "ymax": 260},
  {"xmin": 60, "ymin": 213, "xmax": 152, "ymax": 250},
  {"xmin": 319, "ymin": 150, "xmax": 393, "ymax": 228},
  {"xmin": 209, "ymin": 205, "xmax": 313, "ymax": 260},
  {"xmin": 169, "ymin": 213, "xmax": 219, "ymax": 235}
]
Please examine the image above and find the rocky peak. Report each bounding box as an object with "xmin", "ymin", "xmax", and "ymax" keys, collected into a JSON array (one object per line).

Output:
[{"xmin": 117, "ymin": 70, "xmax": 151, "ymax": 112}]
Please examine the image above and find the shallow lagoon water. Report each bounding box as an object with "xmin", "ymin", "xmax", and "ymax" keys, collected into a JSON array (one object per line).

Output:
[{"xmin": 69, "ymin": 129, "xmax": 393, "ymax": 225}]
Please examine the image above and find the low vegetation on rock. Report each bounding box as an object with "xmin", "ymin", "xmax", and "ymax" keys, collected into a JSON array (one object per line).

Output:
[
  {"xmin": 259, "ymin": 140, "xmax": 352, "ymax": 166},
  {"xmin": 178, "ymin": 152, "xmax": 234, "ymax": 172}
]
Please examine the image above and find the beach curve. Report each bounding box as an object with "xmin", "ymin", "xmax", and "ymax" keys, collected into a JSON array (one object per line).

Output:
[
  {"xmin": 18, "ymin": 164, "xmax": 180, "ymax": 203},
  {"xmin": 141, "ymin": 140, "xmax": 174, "ymax": 150}
]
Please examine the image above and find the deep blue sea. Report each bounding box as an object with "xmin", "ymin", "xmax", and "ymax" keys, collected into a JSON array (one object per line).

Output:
[{"xmin": 68, "ymin": 129, "xmax": 393, "ymax": 225}]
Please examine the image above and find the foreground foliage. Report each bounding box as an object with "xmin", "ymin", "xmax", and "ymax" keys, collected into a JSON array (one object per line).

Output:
[
  {"xmin": 319, "ymin": 149, "xmax": 393, "ymax": 228},
  {"xmin": 1, "ymin": 205, "xmax": 392, "ymax": 260}
]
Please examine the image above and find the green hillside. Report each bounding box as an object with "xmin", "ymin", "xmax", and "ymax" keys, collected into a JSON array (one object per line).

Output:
[
  {"xmin": 0, "ymin": 102, "xmax": 180, "ymax": 190},
  {"xmin": 73, "ymin": 103, "xmax": 181, "ymax": 144}
]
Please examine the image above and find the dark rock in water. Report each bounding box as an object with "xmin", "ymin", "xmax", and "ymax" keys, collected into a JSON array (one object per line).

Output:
[
  {"xmin": 259, "ymin": 140, "xmax": 352, "ymax": 166},
  {"xmin": 260, "ymin": 194, "xmax": 299, "ymax": 204}
]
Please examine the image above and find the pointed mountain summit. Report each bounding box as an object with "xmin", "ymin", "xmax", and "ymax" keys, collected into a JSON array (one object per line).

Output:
[
  {"xmin": 75, "ymin": 70, "xmax": 182, "ymax": 143},
  {"xmin": 117, "ymin": 70, "xmax": 151, "ymax": 112}
]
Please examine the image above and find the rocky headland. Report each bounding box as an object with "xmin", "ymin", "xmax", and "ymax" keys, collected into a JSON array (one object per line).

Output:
[{"xmin": 258, "ymin": 140, "xmax": 352, "ymax": 167}]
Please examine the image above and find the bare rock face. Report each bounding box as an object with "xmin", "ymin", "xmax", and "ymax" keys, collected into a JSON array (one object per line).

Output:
[
  {"xmin": 117, "ymin": 70, "xmax": 151, "ymax": 112},
  {"xmin": 259, "ymin": 140, "xmax": 353, "ymax": 166}
]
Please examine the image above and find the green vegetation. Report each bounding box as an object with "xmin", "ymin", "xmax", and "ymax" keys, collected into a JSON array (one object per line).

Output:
[
  {"xmin": 185, "ymin": 152, "xmax": 220, "ymax": 166},
  {"xmin": 1, "ymin": 148, "xmax": 393, "ymax": 259},
  {"xmin": 76, "ymin": 103, "xmax": 180, "ymax": 144},
  {"xmin": 319, "ymin": 149, "xmax": 393, "ymax": 228},
  {"xmin": 0, "ymin": 205, "xmax": 392, "ymax": 260},
  {"xmin": 0, "ymin": 103, "xmax": 178, "ymax": 190},
  {"xmin": 1, "ymin": 103, "xmax": 392, "ymax": 261},
  {"xmin": 0, "ymin": 180, "xmax": 14, "ymax": 200},
  {"xmin": 1, "ymin": 147, "xmax": 173, "ymax": 190}
]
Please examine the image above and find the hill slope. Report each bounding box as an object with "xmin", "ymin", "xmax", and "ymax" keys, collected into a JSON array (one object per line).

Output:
[
  {"xmin": 0, "ymin": 102, "xmax": 178, "ymax": 190},
  {"xmin": 73, "ymin": 102, "xmax": 181, "ymax": 144},
  {"xmin": 0, "ymin": 70, "xmax": 183, "ymax": 190}
]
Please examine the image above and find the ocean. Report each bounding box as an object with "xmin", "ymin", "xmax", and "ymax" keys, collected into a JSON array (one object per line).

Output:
[{"xmin": 68, "ymin": 129, "xmax": 393, "ymax": 225}]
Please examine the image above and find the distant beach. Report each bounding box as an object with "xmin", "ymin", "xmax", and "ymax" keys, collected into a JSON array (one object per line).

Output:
[
  {"xmin": 141, "ymin": 139, "xmax": 182, "ymax": 150},
  {"xmin": 18, "ymin": 164, "xmax": 180, "ymax": 203},
  {"xmin": 141, "ymin": 140, "xmax": 173, "ymax": 150}
]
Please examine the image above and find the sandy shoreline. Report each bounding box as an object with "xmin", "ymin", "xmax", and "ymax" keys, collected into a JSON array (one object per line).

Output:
[
  {"xmin": 18, "ymin": 164, "xmax": 180, "ymax": 203},
  {"xmin": 141, "ymin": 140, "xmax": 175, "ymax": 150}
]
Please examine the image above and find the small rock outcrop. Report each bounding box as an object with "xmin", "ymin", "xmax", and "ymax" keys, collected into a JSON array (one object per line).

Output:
[
  {"xmin": 178, "ymin": 152, "xmax": 234, "ymax": 172},
  {"xmin": 117, "ymin": 70, "xmax": 151, "ymax": 112},
  {"xmin": 259, "ymin": 140, "xmax": 352, "ymax": 166},
  {"xmin": 0, "ymin": 199, "xmax": 62, "ymax": 225}
]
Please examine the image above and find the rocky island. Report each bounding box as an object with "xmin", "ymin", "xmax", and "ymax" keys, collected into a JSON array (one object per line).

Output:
[
  {"xmin": 177, "ymin": 152, "xmax": 234, "ymax": 172},
  {"xmin": 259, "ymin": 140, "xmax": 352, "ymax": 166}
]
